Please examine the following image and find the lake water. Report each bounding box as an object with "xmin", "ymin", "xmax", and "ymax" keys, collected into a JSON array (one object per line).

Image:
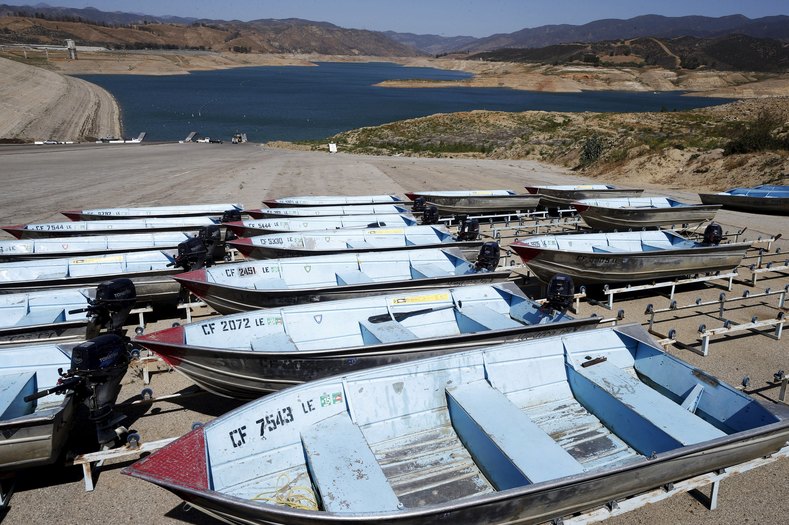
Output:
[{"xmin": 80, "ymin": 62, "xmax": 732, "ymax": 142}]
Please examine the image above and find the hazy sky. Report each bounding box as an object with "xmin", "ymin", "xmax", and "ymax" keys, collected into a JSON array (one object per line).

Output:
[{"xmin": 23, "ymin": 1, "xmax": 789, "ymax": 37}]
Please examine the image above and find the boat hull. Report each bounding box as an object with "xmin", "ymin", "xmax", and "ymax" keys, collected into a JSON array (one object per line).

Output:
[
  {"xmin": 0, "ymin": 321, "xmax": 86, "ymax": 346},
  {"xmin": 0, "ymin": 397, "xmax": 76, "ymax": 472},
  {"xmin": 526, "ymin": 187, "xmax": 644, "ymax": 207},
  {"xmin": 0, "ymin": 273, "xmax": 180, "ymax": 304},
  {"xmin": 512, "ymin": 243, "xmax": 749, "ymax": 284},
  {"xmin": 576, "ymin": 204, "xmax": 720, "ymax": 230},
  {"xmin": 177, "ymin": 271, "xmax": 514, "ymax": 314},
  {"xmin": 3, "ymin": 225, "xmax": 209, "ymax": 239},
  {"xmin": 262, "ymin": 195, "xmax": 404, "ymax": 207},
  {"xmin": 135, "ymin": 426, "xmax": 789, "ymax": 525},
  {"xmin": 431, "ymin": 196, "xmax": 541, "ymax": 214},
  {"xmin": 236, "ymin": 240, "xmax": 484, "ymax": 259},
  {"xmin": 137, "ymin": 318, "xmax": 598, "ymax": 398},
  {"xmin": 699, "ymin": 193, "xmax": 789, "ymax": 215}
]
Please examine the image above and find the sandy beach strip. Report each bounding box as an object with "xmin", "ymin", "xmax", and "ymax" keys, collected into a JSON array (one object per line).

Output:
[{"xmin": 0, "ymin": 57, "xmax": 121, "ymax": 142}]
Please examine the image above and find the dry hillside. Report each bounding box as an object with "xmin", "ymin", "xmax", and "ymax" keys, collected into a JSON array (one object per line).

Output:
[{"xmin": 313, "ymin": 97, "xmax": 789, "ymax": 192}]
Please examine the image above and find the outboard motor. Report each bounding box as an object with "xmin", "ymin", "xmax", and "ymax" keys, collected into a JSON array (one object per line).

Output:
[
  {"xmin": 220, "ymin": 209, "xmax": 242, "ymax": 223},
  {"xmin": 69, "ymin": 334, "xmax": 130, "ymax": 446},
  {"xmin": 174, "ymin": 237, "xmax": 209, "ymax": 271},
  {"xmin": 198, "ymin": 224, "xmax": 224, "ymax": 263},
  {"xmin": 703, "ymin": 223, "xmax": 723, "ymax": 245},
  {"xmin": 544, "ymin": 274, "xmax": 575, "ymax": 313},
  {"xmin": 220, "ymin": 209, "xmax": 242, "ymax": 244},
  {"xmin": 421, "ymin": 205, "xmax": 439, "ymax": 225},
  {"xmin": 458, "ymin": 218, "xmax": 480, "ymax": 241},
  {"xmin": 474, "ymin": 242, "xmax": 501, "ymax": 272},
  {"xmin": 23, "ymin": 334, "xmax": 132, "ymax": 447},
  {"xmin": 412, "ymin": 196, "xmax": 427, "ymax": 212},
  {"xmin": 84, "ymin": 278, "xmax": 137, "ymax": 339}
]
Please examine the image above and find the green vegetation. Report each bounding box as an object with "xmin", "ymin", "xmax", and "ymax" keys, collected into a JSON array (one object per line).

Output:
[{"xmin": 724, "ymin": 111, "xmax": 789, "ymax": 155}]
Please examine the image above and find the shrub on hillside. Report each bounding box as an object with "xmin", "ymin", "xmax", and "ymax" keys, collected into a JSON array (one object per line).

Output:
[{"xmin": 724, "ymin": 111, "xmax": 789, "ymax": 155}]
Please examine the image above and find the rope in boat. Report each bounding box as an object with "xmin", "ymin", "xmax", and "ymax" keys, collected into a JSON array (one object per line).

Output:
[{"xmin": 251, "ymin": 472, "xmax": 318, "ymax": 510}]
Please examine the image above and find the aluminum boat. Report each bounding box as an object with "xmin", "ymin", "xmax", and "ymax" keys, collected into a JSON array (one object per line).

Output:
[
  {"xmin": 124, "ymin": 324, "xmax": 789, "ymax": 524},
  {"xmin": 229, "ymin": 225, "xmax": 483, "ymax": 259},
  {"xmin": 173, "ymin": 248, "xmax": 511, "ymax": 313},
  {"xmin": 511, "ymin": 229, "xmax": 749, "ymax": 284},
  {"xmin": 134, "ymin": 282, "xmax": 599, "ymax": 398},
  {"xmin": 573, "ymin": 197, "xmax": 720, "ymax": 230}
]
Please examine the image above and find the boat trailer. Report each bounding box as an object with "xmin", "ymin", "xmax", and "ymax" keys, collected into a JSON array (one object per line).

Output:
[{"xmin": 645, "ymin": 285, "xmax": 788, "ymax": 356}]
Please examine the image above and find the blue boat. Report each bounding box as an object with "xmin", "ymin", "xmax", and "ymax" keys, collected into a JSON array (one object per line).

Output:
[
  {"xmin": 124, "ymin": 324, "xmax": 789, "ymax": 524},
  {"xmin": 699, "ymin": 185, "xmax": 789, "ymax": 215}
]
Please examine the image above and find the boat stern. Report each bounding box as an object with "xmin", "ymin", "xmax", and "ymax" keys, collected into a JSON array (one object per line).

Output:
[
  {"xmin": 134, "ymin": 325, "xmax": 187, "ymax": 366},
  {"xmin": 123, "ymin": 425, "xmax": 209, "ymax": 491},
  {"xmin": 222, "ymin": 221, "xmax": 250, "ymax": 238},
  {"xmin": 1, "ymin": 225, "xmax": 27, "ymax": 239},
  {"xmin": 510, "ymin": 242, "xmax": 541, "ymax": 263},
  {"xmin": 60, "ymin": 210, "xmax": 83, "ymax": 221},
  {"xmin": 227, "ymin": 237, "xmax": 254, "ymax": 257},
  {"xmin": 243, "ymin": 209, "xmax": 266, "ymax": 219}
]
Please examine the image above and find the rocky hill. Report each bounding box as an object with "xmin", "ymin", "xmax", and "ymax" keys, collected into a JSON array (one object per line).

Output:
[
  {"xmin": 471, "ymin": 34, "xmax": 789, "ymax": 72},
  {"xmin": 0, "ymin": 13, "xmax": 422, "ymax": 56},
  {"xmin": 461, "ymin": 14, "xmax": 789, "ymax": 54}
]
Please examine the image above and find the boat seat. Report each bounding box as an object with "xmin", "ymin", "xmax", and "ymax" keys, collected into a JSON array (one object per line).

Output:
[
  {"xmin": 410, "ymin": 263, "xmax": 450, "ymax": 279},
  {"xmin": 253, "ymin": 277, "xmax": 289, "ymax": 290},
  {"xmin": 16, "ymin": 309, "xmax": 64, "ymax": 327},
  {"xmin": 591, "ymin": 245, "xmax": 629, "ymax": 253},
  {"xmin": 509, "ymin": 299, "xmax": 547, "ymax": 325},
  {"xmin": 570, "ymin": 359, "xmax": 726, "ymax": 455},
  {"xmin": 250, "ymin": 332, "xmax": 299, "ymax": 353},
  {"xmin": 0, "ymin": 372, "xmax": 37, "ymax": 420},
  {"xmin": 456, "ymin": 304, "xmax": 521, "ymax": 332},
  {"xmin": 346, "ymin": 240, "xmax": 374, "ymax": 249},
  {"xmin": 301, "ymin": 411, "xmax": 401, "ymax": 513},
  {"xmin": 640, "ymin": 243, "xmax": 667, "ymax": 252},
  {"xmin": 335, "ymin": 271, "xmax": 373, "ymax": 286},
  {"xmin": 359, "ymin": 319, "xmax": 418, "ymax": 344},
  {"xmin": 447, "ymin": 380, "xmax": 584, "ymax": 490}
]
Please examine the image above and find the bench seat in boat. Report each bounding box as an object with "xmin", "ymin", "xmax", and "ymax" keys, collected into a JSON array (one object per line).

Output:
[
  {"xmin": 301, "ymin": 411, "xmax": 401, "ymax": 513},
  {"xmin": 447, "ymin": 380, "xmax": 584, "ymax": 490}
]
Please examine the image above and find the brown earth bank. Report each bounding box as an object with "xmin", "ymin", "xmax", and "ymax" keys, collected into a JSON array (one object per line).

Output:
[
  {"xmin": 297, "ymin": 97, "xmax": 789, "ymax": 193},
  {"xmin": 0, "ymin": 56, "xmax": 120, "ymax": 142}
]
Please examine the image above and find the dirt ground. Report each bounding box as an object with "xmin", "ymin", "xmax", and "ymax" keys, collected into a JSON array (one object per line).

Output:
[
  {"xmin": 0, "ymin": 142, "xmax": 786, "ymax": 525},
  {"xmin": 0, "ymin": 57, "xmax": 120, "ymax": 143}
]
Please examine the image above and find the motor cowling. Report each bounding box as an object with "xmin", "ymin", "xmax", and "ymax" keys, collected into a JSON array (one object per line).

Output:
[
  {"xmin": 475, "ymin": 242, "xmax": 500, "ymax": 272},
  {"xmin": 703, "ymin": 223, "xmax": 723, "ymax": 245},
  {"xmin": 221, "ymin": 209, "xmax": 242, "ymax": 223},
  {"xmin": 198, "ymin": 224, "xmax": 224, "ymax": 263},
  {"xmin": 421, "ymin": 205, "xmax": 439, "ymax": 225},
  {"xmin": 412, "ymin": 196, "xmax": 427, "ymax": 212},
  {"xmin": 86, "ymin": 279, "xmax": 136, "ymax": 338},
  {"xmin": 69, "ymin": 334, "xmax": 130, "ymax": 446},
  {"xmin": 545, "ymin": 274, "xmax": 575, "ymax": 312},
  {"xmin": 458, "ymin": 218, "xmax": 480, "ymax": 241},
  {"xmin": 175, "ymin": 237, "xmax": 208, "ymax": 271}
]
